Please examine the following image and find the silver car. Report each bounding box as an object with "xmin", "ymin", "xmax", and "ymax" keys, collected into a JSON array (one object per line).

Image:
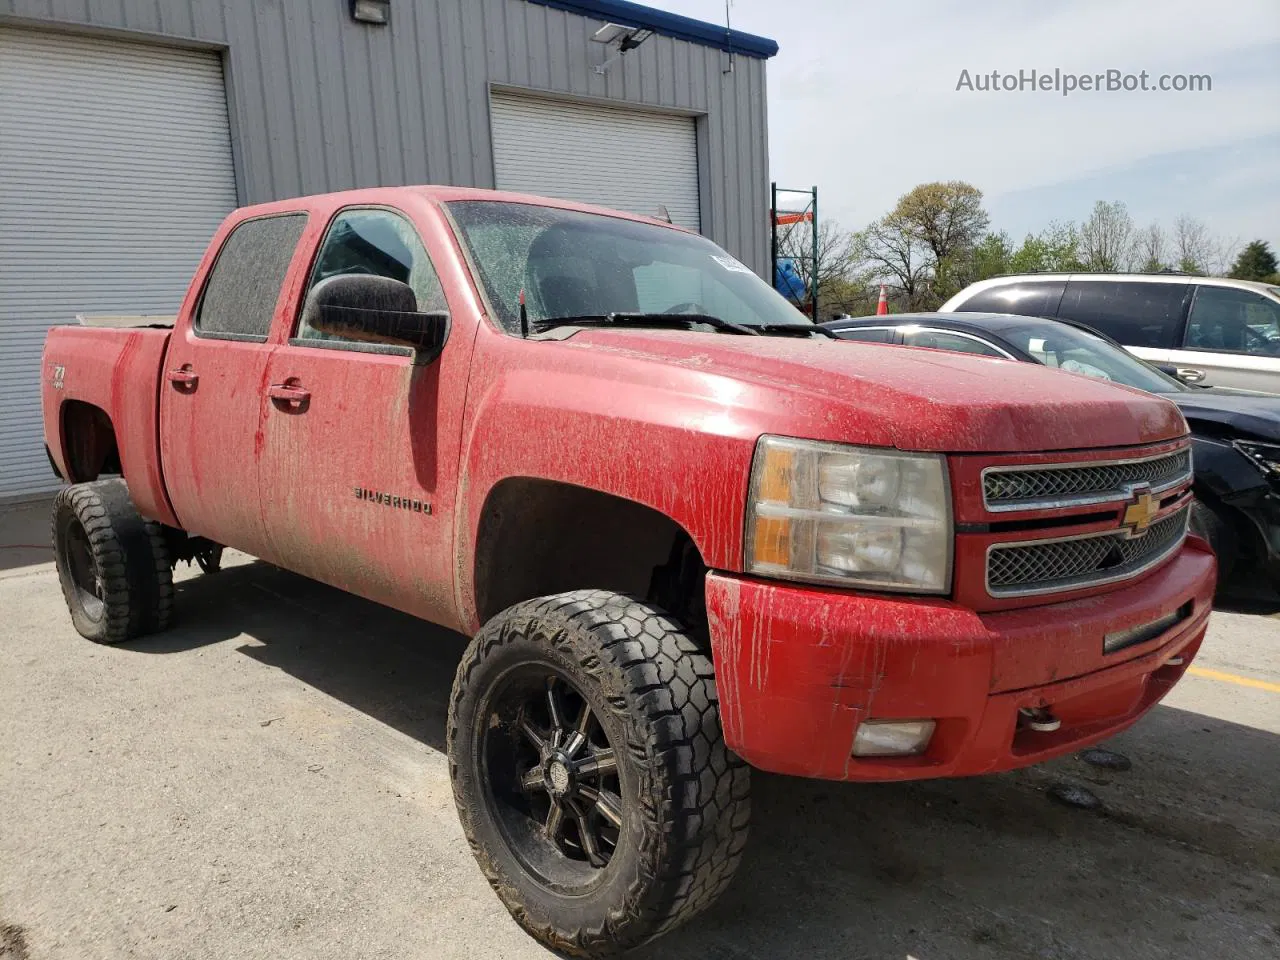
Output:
[{"xmin": 941, "ymin": 274, "xmax": 1280, "ymax": 394}]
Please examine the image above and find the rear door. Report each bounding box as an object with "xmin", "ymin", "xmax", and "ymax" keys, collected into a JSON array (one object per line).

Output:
[
  {"xmin": 159, "ymin": 213, "xmax": 308, "ymax": 558},
  {"xmin": 1176, "ymin": 285, "xmax": 1280, "ymax": 391},
  {"xmin": 1056, "ymin": 280, "xmax": 1190, "ymax": 367},
  {"xmin": 257, "ymin": 204, "xmax": 470, "ymax": 628}
]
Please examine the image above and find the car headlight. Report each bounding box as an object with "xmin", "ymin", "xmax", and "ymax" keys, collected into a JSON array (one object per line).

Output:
[
  {"xmin": 745, "ymin": 436, "xmax": 953, "ymax": 593},
  {"xmin": 1234, "ymin": 439, "xmax": 1280, "ymax": 479}
]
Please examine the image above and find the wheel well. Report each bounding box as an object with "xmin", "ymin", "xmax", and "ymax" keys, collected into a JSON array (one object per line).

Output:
[
  {"xmin": 61, "ymin": 401, "xmax": 121, "ymax": 482},
  {"xmin": 473, "ymin": 479, "xmax": 709, "ymax": 641}
]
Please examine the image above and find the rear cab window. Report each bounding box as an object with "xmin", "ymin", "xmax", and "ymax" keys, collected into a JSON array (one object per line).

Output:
[
  {"xmin": 1056, "ymin": 281, "xmax": 1189, "ymax": 348},
  {"xmin": 953, "ymin": 281, "xmax": 1066, "ymax": 318},
  {"xmin": 195, "ymin": 214, "xmax": 308, "ymax": 341}
]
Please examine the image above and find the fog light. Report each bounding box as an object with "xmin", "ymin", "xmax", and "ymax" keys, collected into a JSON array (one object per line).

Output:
[{"xmin": 852, "ymin": 719, "xmax": 936, "ymax": 757}]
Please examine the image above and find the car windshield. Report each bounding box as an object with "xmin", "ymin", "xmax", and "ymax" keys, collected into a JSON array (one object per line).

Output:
[
  {"xmin": 994, "ymin": 320, "xmax": 1184, "ymax": 392},
  {"xmin": 445, "ymin": 200, "xmax": 812, "ymax": 333}
]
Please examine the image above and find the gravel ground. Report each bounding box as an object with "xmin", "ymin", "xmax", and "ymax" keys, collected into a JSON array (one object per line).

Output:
[{"xmin": 1, "ymin": 499, "xmax": 1277, "ymax": 960}]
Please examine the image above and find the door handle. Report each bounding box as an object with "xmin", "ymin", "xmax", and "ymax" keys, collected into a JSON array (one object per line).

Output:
[
  {"xmin": 1176, "ymin": 367, "xmax": 1206, "ymax": 383},
  {"xmin": 166, "ymin": 367, "xmax": 198, "ymax": 388},
  {"xmin": 267, "ymin": 383, "xmax": 311, "ymax": 405}
]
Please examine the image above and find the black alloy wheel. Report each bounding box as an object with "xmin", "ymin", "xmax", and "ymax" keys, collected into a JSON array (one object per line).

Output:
[{"xmin": 485, "ymin": 670, "xmax": 623, "ymax": 882}]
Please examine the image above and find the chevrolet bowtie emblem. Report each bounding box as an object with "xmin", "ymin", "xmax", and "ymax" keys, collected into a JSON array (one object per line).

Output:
[{"xmin": 1122, "ymin": 491, "xmax": 1159, "ymax": 535}]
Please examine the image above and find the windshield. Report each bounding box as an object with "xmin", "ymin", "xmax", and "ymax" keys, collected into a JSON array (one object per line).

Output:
[
  {"xmin": 995, "ymin": 320, "xmax": 1184, "ymax": 393},
  {"xmin": 445, "ymin": 201, "xmax": 812, "ymax": 333}
]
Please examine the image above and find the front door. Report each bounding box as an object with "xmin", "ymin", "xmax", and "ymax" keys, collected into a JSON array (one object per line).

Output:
[
  {"xmin": 258, "ymin": 205, "xmax": 471, "ymax": 629},
  {"xmin": 159, "ymin": 213, "xmax": 309, "ymax": 559},
  {"xmin": 1175, "ymin": 285, "xmax": 1280, "ymax": 392}
]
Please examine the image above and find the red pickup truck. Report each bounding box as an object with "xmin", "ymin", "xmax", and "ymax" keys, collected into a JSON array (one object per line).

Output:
[{"xmin": 42, "ymin": 186, "xmax": 1214, "ymax": 956}]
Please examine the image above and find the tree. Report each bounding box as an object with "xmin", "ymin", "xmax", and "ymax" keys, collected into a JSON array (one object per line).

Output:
[
  {"xmin": 775, "ymin": 217, "xmax": 858, "ymax": 311},
  {"xmin": 854, "ymin": 181, "xmax": 991, "ymax": 308},
  {"xmin": 1079, "ymin": 201, "xmax": 1134, "ymax": 272},
  {"xmin": 855, "ymin": 212, "xmax": 934, "ymax": 310},
  {"xmin": 1173, "ymin": 214, "xmax": 1213, "ymax": 274},
  {"xmin": 1134, "ymin": 222, "xmax": 1169, "ymax": 272},
  {"xmin": 891, "ymin": 181, "xmax": 991, "ymax": 301},
  {"xmin": 1229, "ymin": 240, "xmax": 1279, "ymax": 281},
  {"xmin": 971, "ymin": 231, "xmax": 1013, "ymax": 281},
  {"xmin": 1007, "ymin": 221, "xmax": 1084, "ymax": 274}
]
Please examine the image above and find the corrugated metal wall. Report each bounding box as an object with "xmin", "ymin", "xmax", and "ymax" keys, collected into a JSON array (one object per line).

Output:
[{"xmin": 0, "ymin": 0, "xmax": 770, "ymax": 274}]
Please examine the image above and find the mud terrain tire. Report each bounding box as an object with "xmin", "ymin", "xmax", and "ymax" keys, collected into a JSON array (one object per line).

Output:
[
  {"xmin": 448, "ymin": 590, "xmax": 750, "ymax": 957},
  {"xmin": 52, "ymin": 479, "xmax": 173, "ymax": 643}
]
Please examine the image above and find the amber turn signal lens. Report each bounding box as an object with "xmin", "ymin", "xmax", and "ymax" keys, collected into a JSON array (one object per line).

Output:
[
  {"xmin": 756, "ymin": 445, "xmax": 794, "ymax": 503},
  {"xmin": 751, "ymin": 517, "xmax": 791, "ymax": 567}
]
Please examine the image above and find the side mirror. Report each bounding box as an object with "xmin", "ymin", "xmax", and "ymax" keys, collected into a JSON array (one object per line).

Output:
[{"xmin": 302, "ymin": 274, "xmax": 448, "ymax": 362}]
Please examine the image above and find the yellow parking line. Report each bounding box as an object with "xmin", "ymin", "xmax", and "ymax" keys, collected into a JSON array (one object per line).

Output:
[{"xmin": 1187, "ymin": 666, "xmax": 1280, "ymax": 694}]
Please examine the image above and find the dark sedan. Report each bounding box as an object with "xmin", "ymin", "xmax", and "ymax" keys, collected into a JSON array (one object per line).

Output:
[{"xmin": 822, "ymin": 311, "xmax": 1280, "ymax": 589}]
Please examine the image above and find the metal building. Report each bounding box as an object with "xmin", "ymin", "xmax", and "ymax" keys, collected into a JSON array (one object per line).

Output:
[{"xmin": 0, "ymin": 0, "xmax": 777, "ymax": 500}]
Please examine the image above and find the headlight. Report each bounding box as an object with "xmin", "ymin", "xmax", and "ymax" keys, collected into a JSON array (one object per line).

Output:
[
  {"xmin": 745, "ymin": 436, "xmax": 952, "ymax": 593},
  {"xmin": 1234, "ymin": 439, "xmax": 1280, "ymax": 479}
]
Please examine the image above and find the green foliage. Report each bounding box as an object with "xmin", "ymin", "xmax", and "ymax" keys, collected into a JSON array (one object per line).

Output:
[
  {"xmin": 1006, "ymin": 222, "xmax": 1083, "ymax": 274},
  {"xmin": 971, "ymin": 232, "xmax": 1013, "ymax": 280},
  {"xmin": 1229, "ymin": 240, "xmax": 1279, "ymax": 282}
]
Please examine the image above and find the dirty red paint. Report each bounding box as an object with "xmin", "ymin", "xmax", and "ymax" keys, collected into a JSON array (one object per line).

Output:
[
  {"xmin": 706, "ymin": 537, "xmax": 1213, "ymax": 781},
  {"xmin": 41, "ymin": 185, "xmax": 1217, "ymax": 784}
]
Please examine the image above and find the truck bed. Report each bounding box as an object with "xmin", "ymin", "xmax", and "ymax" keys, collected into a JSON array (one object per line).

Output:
[{"xmin": 41, "ymin": 324, "xmax": 178, "ymax": 527}]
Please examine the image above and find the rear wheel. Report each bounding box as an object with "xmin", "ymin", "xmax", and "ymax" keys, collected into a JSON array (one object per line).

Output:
[
  {"xmin": 448, "ymin": 590, "xmax": 750, "ymax": 957},
  {"xmin": 52, "ymin": 479, "xmax": 173, "ymax": 643}
]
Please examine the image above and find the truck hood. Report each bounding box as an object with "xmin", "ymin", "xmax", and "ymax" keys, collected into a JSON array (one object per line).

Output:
[{"xmin": 562, "ymin": 329, "xmax": 1187, "ymax": 453}]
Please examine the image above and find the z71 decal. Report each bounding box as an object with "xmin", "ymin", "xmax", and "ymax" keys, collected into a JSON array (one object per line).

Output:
[{"xmin": 50, "ymin": 363, "xmax": 65, "ymax": 390}]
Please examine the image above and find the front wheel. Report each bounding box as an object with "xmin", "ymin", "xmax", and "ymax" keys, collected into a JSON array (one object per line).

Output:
[
  {"xmin": 1190, "ymin": 497, "xmax": 1238, "ymax": 584},
  {"xmin": 448, "ymin": 591, "xmax": 750, "ymax": 957}
]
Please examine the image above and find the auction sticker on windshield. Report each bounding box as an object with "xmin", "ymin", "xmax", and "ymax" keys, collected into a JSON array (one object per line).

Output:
[{"xmin": 712, "ymin": 254, "xmax": 754, "ymax": 274}]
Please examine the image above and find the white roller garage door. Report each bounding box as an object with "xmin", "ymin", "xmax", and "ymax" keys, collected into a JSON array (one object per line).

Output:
[
  {"xmin": 490, "ymin": 92, "xmax": 700, "ymax": 231},
  {"xmin": 0, "ymin": 28, "xmax": 238, "ymax": 500}
]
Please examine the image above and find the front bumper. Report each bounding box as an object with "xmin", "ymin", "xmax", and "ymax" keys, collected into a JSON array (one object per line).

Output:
[{"xmin": 705, "ymin": 538, "xmax": 1216, "ymax": 781}]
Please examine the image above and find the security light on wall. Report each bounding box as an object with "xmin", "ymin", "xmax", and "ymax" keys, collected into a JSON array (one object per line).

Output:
[
  {"xmin": 350, "ymin": 0, "xmax": 390, "ymax": 25},
  {"xmin": 591, "ymin": 23, "xmax": 654, "ymax": 74}
]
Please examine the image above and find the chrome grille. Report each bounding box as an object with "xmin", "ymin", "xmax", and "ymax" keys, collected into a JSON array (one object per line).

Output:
[
  {"xmin": 983, "ymin": 449, "xmax": 1191, "ymax": 511},
  {"xmin": 987, "ymin": 506, "xmax": 1189, "ymax": 597}
]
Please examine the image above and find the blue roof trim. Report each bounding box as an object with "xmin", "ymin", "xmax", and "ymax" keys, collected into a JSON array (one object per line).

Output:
[{"xmin": 524, "ymin": 0, "xmax": 779, "ymax": 59}]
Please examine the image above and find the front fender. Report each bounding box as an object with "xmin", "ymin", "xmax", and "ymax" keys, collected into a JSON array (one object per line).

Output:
[
  {"xmin": 1190, "ymin": 435, "xmax": 1268, "ymax": 501},
  {"xmin": 453, "ymin": 335, "xmax": 770, "ymax": 630}
]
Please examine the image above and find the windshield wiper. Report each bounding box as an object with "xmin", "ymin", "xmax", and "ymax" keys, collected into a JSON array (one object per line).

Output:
[{"xmin": 530, "ymin": 313, "xmax": 762, "ymax": 336}]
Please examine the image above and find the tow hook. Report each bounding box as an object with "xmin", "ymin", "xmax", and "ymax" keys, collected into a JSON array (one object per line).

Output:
[{"xmin": 1018, "ymin": 706, "xmax": 1061, "ymax": 732}]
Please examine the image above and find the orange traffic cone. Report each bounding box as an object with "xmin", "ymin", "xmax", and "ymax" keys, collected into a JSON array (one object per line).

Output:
[{"xmin": 876, "ymin": 285, "xmax": 889, "ymax": 316}]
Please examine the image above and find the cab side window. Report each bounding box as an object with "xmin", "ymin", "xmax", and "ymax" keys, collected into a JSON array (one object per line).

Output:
[
  {"xmin": 296, "ymin": 209, "xmax": 446, "ymax": 343},
  {"xmin": 197, "ymin": 214, "xmax": 308, "ymax": 340},
  {"xmin": 1185, "ymin": 286, "xmax": 1280, "ymax": 355}
]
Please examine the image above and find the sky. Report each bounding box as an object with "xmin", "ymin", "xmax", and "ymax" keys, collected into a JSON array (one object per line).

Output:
[{"xmin": 652, "ymin": 0, "xmax": 1280, "ymax": 255}]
